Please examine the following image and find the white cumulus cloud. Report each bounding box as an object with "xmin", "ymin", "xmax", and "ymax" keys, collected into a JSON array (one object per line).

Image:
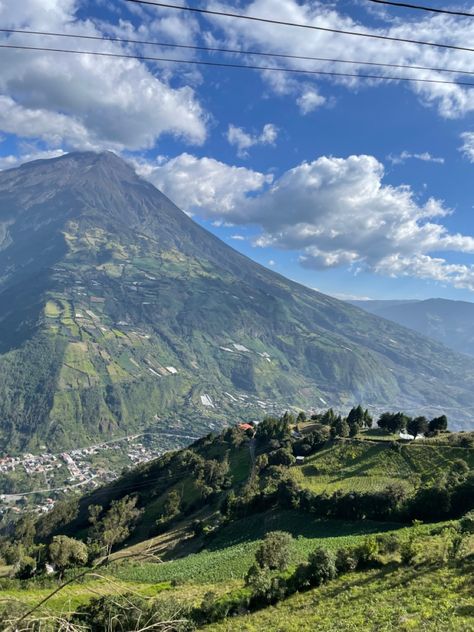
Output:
[
  {"xmin": 226, "ymin": 123, "xmax": 278, "ymax": 157},
  {"xmin": 208, "ymin": 0, "xmax": 474, "ymax": 119},
  {"xmin": 0, "ymin": 0, "xmax": 207, "ymax": 150},
  {"xmin": 297, "ymin": 89, "xmax": 327, "ymax": 114},
  {"xmin": 133, "ymin": 152, "xmax": 273, "ymax": 216},
  {"xmin": 155, "ymin": 150, "xmax": 474, "ymax": 291}
]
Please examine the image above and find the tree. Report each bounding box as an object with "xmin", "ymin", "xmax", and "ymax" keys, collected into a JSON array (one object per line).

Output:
[
  {"xmin": 331, "ymin": 416, "xmax": 349, "ymax": 438},
  {"xmin": 347, "ymin": 405, "xmax": 364, "ymax": 428},
  {"xmin": 348, "ymin": 422, "xmax": 359, "ymax": 438},
  {"xmin": 48, "ymin": 535, "xmax": 88, "ymax": 578},
  {"xmin": 15, "ymin": 555, "xmax": 37, "ymax": 580},
  {"xmin": 202, "ymin": 457, "xmax": 230, "ymax": 490},
  {"xmin": 256, "ymin": 416, "xmax": 291, "ymax": 444},
  {"xmin": 459, "ymin": 510, "xmax": 474, "ymax": 534},
  {"xmin": 268, "ymin": 448, "xmax": 296, "ymax": 467},
  {"xmin": 14, "ymin": 513, "xmax": 36, "ymax": 547},
  {"xmin": 296, "ymin": 411, "xmax": 307, "ymax": 424},
  {"xmin": 429, "ymin": 415, "xmax": 448, "ymax": 433},
  {"xmin": 377, "ymin": 412, "xmax": 409, "ymax": 434},
  {"xmin": 160, "ymin": 489, "xmax": 182, "ymax": 522},
  {"xmin": 255, "ymin": 531, "xmax": 293, "ymax": 571},
  {"xmin": 320, "ymin": 408, "xmax": 336, "ymax": 426},
  {"xmin": 407, "ymin": 416, "xmax": 428, "ymax": 439},
  {"xmin": 363, "ymin": 409, "xmax": 373, "ymax": 428},
  {"xmin": 90, "ymin": 495, "xmax": 142, "ymax": 555},
  {"xmin": 410, "ymin": 486, "xmax": 451, "ymax": 521}
]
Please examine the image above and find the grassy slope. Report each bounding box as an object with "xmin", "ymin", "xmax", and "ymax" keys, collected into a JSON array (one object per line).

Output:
[
  {"xmin": 206, "ymin": 561, "xmax": 474, "ymax": 632},
  {"xmin": 0, "ymin": 513, "xmax": 415, "ymax": 617}
]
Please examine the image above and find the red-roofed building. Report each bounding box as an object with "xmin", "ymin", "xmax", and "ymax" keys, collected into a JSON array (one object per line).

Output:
[{"xmin": 238, "ymin": 423, "xmax": 254, "ymax": 432}]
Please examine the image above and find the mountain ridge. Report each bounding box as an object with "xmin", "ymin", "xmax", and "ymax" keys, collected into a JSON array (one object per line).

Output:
[{"xmin": 351, "ymin": 297, "xmax": 474, "ymax": 357}]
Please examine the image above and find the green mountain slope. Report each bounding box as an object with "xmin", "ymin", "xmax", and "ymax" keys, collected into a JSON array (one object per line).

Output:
[
  {"xmin": 1, "ymin": 152, "xmax": 474, "ymax": 451},
  {"xmin": 351, "ymin": 297, "xmax": 474, "ymax": 357}
]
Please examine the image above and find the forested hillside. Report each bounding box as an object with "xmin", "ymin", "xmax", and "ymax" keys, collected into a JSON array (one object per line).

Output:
[{"xmin": 1, "ymin": 407, "xmax": 473, "ymax": 630}]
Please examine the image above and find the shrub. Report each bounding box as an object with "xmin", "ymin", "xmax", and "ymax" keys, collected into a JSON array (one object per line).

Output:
[
  {"xmin": 196, "ymin": 589, "xmax": 250, "ymax": 624},
  {"xmin": 15, "ymin": 556, "xmax": 36, "ymax": 580},
  {"xmin": 307, "ymin": 548, "xmax": 337, "ymax": 586},
  {"xmin": 255, "ymin": 531, "xmax": 293, "ymax": 571},
  {"xmin": 76, "ymin": 593, "xmax": 195, "ymax": 631},
  {"xmin": 459, "ymin": 510, "xmax": 474, "ymax": 534},
  {"xmin": 48, "ymin": 535, "xmax": 88, "ymax": 577},
  {"xmin": 400, "ymin": 538, "xmax": 418, "ymax": 565},
  {"xmin": 376, "ymin": 533, "xmax": 400, "ymax": 555},
  {"xmin": 356, "ymin": 536, "xmax": 379, "ymax": 568},
  {"xmin": 335, "ymin": 547, "xmax": 359, "ymax": 573}
]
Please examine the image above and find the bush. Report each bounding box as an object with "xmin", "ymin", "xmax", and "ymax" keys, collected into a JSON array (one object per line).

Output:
[
  {"xmin": 196, "ymin": 589, "xmax": 250, "ymax": 624},
  {"xmin": 15, "ymin": 556, "xmax": 36, "ymax": 580},
  {"xmin": 400, "ymin": 539, "xmax": 418, "ymax": 565},
  {"xmin": 0, "ymin": 542, "xmax": 22, "ymax": 566},
  {"xmin": 307, "ymin": 548, "xmax": 337, "ymax": 586},
  {"xmin": 356, "ymin": 536, "xmax": 379, "ymax": 568},
  {"xmin": 76, "ymin": 593, "xmax": 195, "ymax": 631},
  {"xmin": 376, "ymin": 533, "xmax": 400, "ymax": 555},
  {"xmin": 255, "ymin": 531, "xmax": 293, "ymax": 571},
  {"xmin": 459, "ymin": 510, "xmax": 474, "ymax": 534},
  {"xmin": 335, "ymin": 547, "xmax": 359, "ymax": 573}
]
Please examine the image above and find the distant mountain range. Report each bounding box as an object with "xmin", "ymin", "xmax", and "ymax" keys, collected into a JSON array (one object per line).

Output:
[
  {"xmin": 350, "ymin": 298, "xmax": 474, "ymax": 358},
  {"xmin": 1, "ymin": 152, "xmax": 474, "ymax": 453}
]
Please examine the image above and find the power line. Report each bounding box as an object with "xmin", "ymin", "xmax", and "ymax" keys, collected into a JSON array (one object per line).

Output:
[
  {"xmin": 2, "ymin": 27, "xmax": 474, "ymax": 78},
  {"xmin": 125, "ymin": 0, "xmax": 474, "ymax": 54},
  {"xmin": 2, "ymin": 42, "xmax": 474, "ymax": 88},
  {"xmin": 367, "ymin": 0, "xmax": 474, "ymax": 18}
]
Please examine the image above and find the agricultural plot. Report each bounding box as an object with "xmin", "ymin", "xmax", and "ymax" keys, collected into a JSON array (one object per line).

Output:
[
  {"xmin": 290, "ymin": 439, "xmax": 474, "ymax": 494},
  {"xmin": 114, "ymin": 513, "xmax": 405, "ymax": 586}
]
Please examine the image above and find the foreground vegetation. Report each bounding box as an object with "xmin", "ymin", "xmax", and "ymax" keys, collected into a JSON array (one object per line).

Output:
[
  {"xmin": 0, "ymin": 406, "xmax": 473, "ymax": 630},
  {"xmin": 207, "ymin": 561, "xmax": 474, "ymax": 632}
]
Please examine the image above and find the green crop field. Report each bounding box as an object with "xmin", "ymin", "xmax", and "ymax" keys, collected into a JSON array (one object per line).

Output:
[
  {"xmin": 113, "ymin": 513, "xmax": 414, "ymax": 586},
  {"xmin": 289, "ymin": 439, "xmax": 474, "ymax": 494}
]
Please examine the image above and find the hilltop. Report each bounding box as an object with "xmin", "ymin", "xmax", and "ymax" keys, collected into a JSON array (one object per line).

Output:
[
  {"xmin": 1, "ymin": 152, "xmax": 474, "ymax": 453},
  {"xmin": 1, "ymin": 408, "xmax": 473, "ymax": 630}
]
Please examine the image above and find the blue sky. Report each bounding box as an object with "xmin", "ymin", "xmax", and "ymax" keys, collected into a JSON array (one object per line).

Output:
[{"xmin": 1, "ymin": 0, "xmax": 474, "ymax": 301}]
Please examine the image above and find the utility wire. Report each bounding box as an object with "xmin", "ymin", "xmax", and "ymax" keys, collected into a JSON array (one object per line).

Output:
[
  {"xmin": 125, "ymin": 0, "xmax": 474, "ymax": 54},
  {"xmin": 2, "ymin": 42, "xmax": 474, "ymax": 88},
  {"xmin": 367, "ymin": 0, "xmax": 474, "ymax": 18},
  {"xmin": 2, "ymin": 26, "xmax": 474, "ymax": 77}
]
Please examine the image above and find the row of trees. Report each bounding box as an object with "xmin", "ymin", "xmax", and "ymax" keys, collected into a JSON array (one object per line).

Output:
[{"xmin": 377, "ymin": 412, "xmax": 448, "ymax": 436}]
